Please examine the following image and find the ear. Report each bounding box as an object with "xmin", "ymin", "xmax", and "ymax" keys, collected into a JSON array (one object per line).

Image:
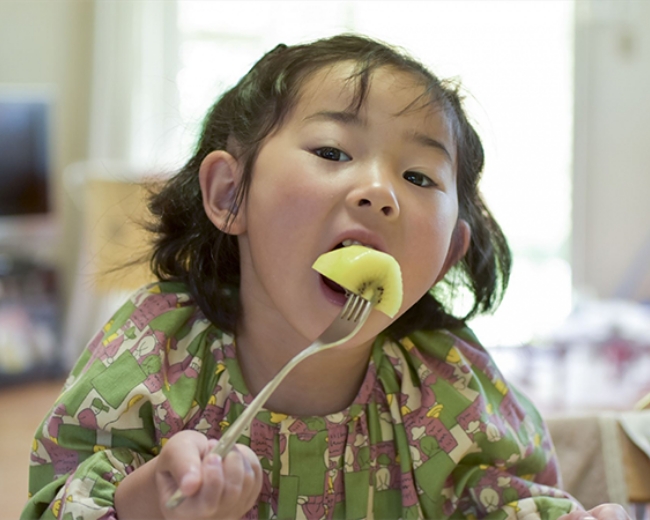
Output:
[
  {"xmin": 436, "ymin": 219, "xmax": 471, "ymax": 283},
  {"xmin": 199, "ymin": 150, "xmax": 246, "ymax": 235}
]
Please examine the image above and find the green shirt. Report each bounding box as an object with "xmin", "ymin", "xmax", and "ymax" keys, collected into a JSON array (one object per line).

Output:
[{"xmin": 22, "ymin": 282, "xmax": 579, "ymax": 519}]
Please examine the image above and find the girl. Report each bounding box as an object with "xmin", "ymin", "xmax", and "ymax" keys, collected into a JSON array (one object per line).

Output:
[{"xmin": 22, "ymin": 35, "xmax": 628, "ymax": 520}]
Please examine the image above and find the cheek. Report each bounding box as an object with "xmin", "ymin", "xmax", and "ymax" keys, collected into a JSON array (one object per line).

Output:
[
  {"xmin": 249, "ymin": 141, "xmax": 339, "ymax": 233},
  {"xmin": 264, "ymin": 183, "xmax": 326, "ymax": 226},
  {"xmin": 399, "ymin": 214, "xmax": 456, "ymax": 301},
  {"xmin": 245, "ymin": 177, "xmax": 330, "ymax": 257}
]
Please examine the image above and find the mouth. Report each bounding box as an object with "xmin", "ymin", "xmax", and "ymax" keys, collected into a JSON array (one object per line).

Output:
[
  {"xmin": 319, "ymin": 272, "xmax": 348, "ymax": 305},
  {"xmin": 321, "ymin": 275, "xmax": 347, "ymax": 295},
  {"xmin": 318, "ymin": 239, "xmax": 375, "ymax": 302}
]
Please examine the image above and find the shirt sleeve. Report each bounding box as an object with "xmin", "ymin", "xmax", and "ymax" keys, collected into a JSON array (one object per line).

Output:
[
  {"xmin": 399, "ymin": 328, "xmax": 583, "ymax": 520},
  {"xmin": 21, "ymin": 284, "xmax": 212, "ymax": 520}
]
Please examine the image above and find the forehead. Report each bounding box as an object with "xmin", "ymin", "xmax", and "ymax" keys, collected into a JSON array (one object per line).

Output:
[{"xmin": 291, "ymin": 63, "xmax": 453, "ymax": 138}]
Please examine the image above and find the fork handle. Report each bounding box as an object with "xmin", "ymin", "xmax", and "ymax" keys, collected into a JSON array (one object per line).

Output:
[
  {"xmin": 165, "ymin": 341, "xmax": 322, "ymax": 509},
  {"xmin": 212, "ymin": 341, "xmax": 322, "ymax": 457}
]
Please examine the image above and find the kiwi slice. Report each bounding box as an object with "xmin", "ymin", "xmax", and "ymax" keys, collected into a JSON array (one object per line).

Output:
[{"xmin": 312, "ymin": 245, "xmax": 403, "ymax": 318}]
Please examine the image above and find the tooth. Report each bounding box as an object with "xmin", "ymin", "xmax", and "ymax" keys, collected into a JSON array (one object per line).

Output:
[{"xmin": 342, "ymin": 239, "xmax": 363, "ymax": 247}]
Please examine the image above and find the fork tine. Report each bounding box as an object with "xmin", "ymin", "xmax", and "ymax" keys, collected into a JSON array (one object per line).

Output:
[
  {"xmin": 341, "ymin": 293, "xmax": 360, "ymax": 321},
  {"xmin": 341, "ymin": 292, "xmax": 357, "ymax": 318},
  {"xmin": 349, "ymin": 294, "xmax": 363, "ymax": 321},
  {"xmin": 352, "ymin": 297, "xmax": 371, "ymax": 322},
  {"xmin": 341, "ymin": 293, "xmax": 370, "ymax": 322}
]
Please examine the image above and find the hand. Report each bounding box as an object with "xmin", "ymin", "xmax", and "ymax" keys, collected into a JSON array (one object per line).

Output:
[
  {"xmin": 155, "ymin": 430, "xmax": 263, "ymax": 520},
  {"xmin": 558, "ymin": 503, "xmax": 631, "ymax": 520}
]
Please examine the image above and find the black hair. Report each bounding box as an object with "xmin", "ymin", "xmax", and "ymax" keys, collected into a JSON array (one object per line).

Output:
[{"xmin": 147, "ymin": 33, "xmax": 511, "ymax": 337}]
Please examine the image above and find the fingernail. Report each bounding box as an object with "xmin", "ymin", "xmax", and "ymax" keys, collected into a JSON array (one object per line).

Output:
[
  {"xmin": 225, "ymin": 447, "xmax": 240, "ymax": 461},
  {"xmin": 179, "ymin": 467, "xmax": 199, "ymax": 488},
  {"xmin": 206, "ymin": 453, "xmax": 222, "ymax": 466},
  {"xmin": 182, "ymin": 465, "xmax": 199, "ymax": 478}
]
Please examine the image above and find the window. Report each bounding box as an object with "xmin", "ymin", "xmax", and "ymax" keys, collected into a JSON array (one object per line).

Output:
[{"xmin": 175, "ymin": 1, "xmax": 575, "ymax": 348}]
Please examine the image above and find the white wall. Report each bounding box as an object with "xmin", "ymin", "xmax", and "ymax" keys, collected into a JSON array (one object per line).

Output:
[
  {"xmin": 0, "ymin": 0, "xmax": 94, "ymax": 309},
  {"xmin": 573, "ymin": 0, "xmax": 650, "ymax": 302}
]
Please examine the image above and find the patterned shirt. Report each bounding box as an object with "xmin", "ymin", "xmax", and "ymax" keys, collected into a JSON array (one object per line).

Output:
[{"xmin": 22, "ymin": 282, "xmax": 579, "ymax": 519}]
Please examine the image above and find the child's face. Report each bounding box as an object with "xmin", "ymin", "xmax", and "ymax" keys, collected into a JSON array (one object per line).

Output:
[{"xmin": 231, "ymin": 64, "xmax": 468, "ymax": 345}]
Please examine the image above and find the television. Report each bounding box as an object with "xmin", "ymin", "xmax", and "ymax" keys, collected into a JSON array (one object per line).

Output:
[{"xmin": 0, "ymin": 98, "xmax": 51, "ymax": 217}]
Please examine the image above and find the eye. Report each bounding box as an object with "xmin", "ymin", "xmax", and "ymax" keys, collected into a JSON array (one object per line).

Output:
[
  {"xmin": 403, "ymin": 170, "xmax": 436, "ymax": 188},
  {"xmin": 313, "ymin": 147, "xmax": 351, "ymax": 162}
]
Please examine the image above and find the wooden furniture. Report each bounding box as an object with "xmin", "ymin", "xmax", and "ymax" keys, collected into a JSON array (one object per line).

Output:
[
  {"xmin": 84, "ymin": 179, "xmax": 156, "ymax": 291},
  {"xmin": 63, "ymin": 177, "xmax": 156, "ymax": 368},
  {"xmin": 621, "ymin": 422, "xmax": 650, "ymax": 504},
  {"xmin": 547, "ymin": 413, "xmax": 650, "ymax": 511}
]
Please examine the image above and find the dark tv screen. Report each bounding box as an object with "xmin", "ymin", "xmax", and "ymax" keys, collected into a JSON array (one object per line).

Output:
[{"xmin": 0, "ymin": 100, "xmax": 50, "ymax": 216}]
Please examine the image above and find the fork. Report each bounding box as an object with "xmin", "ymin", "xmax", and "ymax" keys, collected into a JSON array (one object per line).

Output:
[{"xmin": 166, "ymin": 292, "xmax": 373, "ymax": 509}]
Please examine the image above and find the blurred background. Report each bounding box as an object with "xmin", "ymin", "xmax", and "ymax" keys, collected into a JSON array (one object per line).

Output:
[{"xmin": 1, "ymin": 0, "xmax": 650, "ymax": 515}]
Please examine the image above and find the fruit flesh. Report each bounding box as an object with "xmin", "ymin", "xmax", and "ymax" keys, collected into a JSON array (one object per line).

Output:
[{"xmin": 312, "ymin": 245, "xmax": 403, "ymax": 318}]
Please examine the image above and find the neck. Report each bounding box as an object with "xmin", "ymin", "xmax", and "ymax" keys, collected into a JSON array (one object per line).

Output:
[{"xmin": 235, "ymin": 309, "xmax": 375, "ymax": 417}]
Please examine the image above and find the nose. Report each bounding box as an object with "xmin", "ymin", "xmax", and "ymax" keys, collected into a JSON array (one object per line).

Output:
[{"xmin": 347, "ymin": 168, "xmax": 400, "ymax": 219}]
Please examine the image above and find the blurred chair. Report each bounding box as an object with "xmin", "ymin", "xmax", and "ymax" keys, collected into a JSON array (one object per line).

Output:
[
  {"xmin": 62, "ymin": 162, "xmax": 157, "ymax": 368},
  {"xmin": 547, "ymin": 412, "xmax": 650, "ymax": 518},
  {"xmin": 84, "ymin": 177, "xmax": 155, "ymax": 291}
]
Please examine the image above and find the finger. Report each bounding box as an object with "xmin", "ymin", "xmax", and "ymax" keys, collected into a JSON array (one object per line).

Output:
[
  {"xmin": 238, "ymin": 445, "xmax": 263, "ymax": 509},
  {"xmin": 588, "ymin": 504, "xmax": 632, "ymax": 520},
  {"xmin": 164, "ymin": 452, "xmax": 224, "ymax": 518},
  {"xmin": 558, "ymin": 505, "xmax": 631, "ymax": 520},
  {"xmin": 233, "ymin": 446, "xmax": 256, "ymax": 510},
  {"xmin": 158, "ymin": 472, "xmax": 199, "ymax": 506},
  {"xmin": 207, "ymin": 437, "xmax": 219, "ymax": 452},
  {"xmin": 557, "ymin": 512, "xmax": 598, "ymax": 520},
  {"xmin": 191, "ymin": 452, "xmax": 226, "ymax": 516},
  {"xmin": 212, "ymin": 447, "xmax": 250, "ymax": 515},
  {"xmin": 158, "ymin": 431, "xmax": 208, "ymax": 498}
]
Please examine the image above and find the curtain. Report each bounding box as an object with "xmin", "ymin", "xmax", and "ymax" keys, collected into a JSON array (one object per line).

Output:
[
  {"xmin": 62, "ymin": 0, "xmax": 180, "ymax": 368},
  {"xmin": 88, "ymin": 0, "xmax": 180, "ymax": 174}
]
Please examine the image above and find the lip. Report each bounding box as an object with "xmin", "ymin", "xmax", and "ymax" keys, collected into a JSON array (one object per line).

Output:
[{"xmin": 318, "ymin": 274, "xmax": 349, "ymax": 307}]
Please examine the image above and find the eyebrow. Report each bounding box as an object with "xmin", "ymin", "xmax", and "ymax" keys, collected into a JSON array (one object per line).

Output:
[
  {"xmin": 303, "ymin": 110, "xmax": 453, "ymax": 162},
  {"xmin": 303, "ymin": 110, "xmax": 362, "ymax": 126},
  {"xmin": 406, "ymin": 131, "xmax": 453, "ymax": 162}
]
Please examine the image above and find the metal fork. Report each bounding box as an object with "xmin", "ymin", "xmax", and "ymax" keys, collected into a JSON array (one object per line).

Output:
[{"xmin": 166, "ymin": 292, "xmax": 373, "ymax": 509}]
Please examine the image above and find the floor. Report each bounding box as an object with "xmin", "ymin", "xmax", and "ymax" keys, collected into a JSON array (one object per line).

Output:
[{"xmin": 0, "ymin": 379, "xmax": 64, "ymax": 520}]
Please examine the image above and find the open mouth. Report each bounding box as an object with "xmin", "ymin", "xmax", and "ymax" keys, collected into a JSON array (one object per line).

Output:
[
  {"xmin": 319, "ymin": 272, "xmax": 348, "ymax": 306},
  {"xmin": 320, "ymin": 243, "xmax": 347, "ymax": 295},
  {"xmin": 318, "ymin": 239, "xmax": 372, "ymax": 300},
  {"xmin": 322, "ymin": 274, "xmax": 346, "ymax": 294}
]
